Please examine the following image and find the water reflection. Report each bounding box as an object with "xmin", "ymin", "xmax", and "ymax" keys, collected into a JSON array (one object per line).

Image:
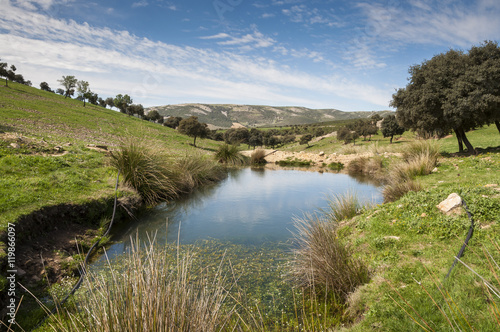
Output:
[{"xmin": 101, "ymin": 168, "xmax": 382, "ymax": 262}]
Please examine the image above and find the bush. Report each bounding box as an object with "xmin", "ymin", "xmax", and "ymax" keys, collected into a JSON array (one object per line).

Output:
[
  {"xmin": 214, "ymin": 144, "xmax": 248, "ymax": 166},
  {"xmin": 250, "ymin": 149, "xmax": 267, "ymax": 165},
  {"xmin": 402, "ymin": 140, "xmax": 440, "ymax": 164}
]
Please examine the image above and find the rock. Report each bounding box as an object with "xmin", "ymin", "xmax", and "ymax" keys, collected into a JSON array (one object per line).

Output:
[
  {"xmin": 485, "ymin": 184, "xmax": 498, "ymax": 188},
  {"xmin": 437, "ymin": 193, "xmax": 463, "ymax": 215},
  {"xmin": 63, "ymin": 142, "xmax": 72, "ymax": 147},
  {"xmin": 421, "ymin": 213, "xmax": 427, "ymax": 217},
  {"xmin": 432, "ymin": 167, "xmax": 438, "ymax": 173},
  {"xmin": 384, "ymin": 236, "xmax": 400, "ymax": 241},
  {"xmin": 10, "ymin": 143, "xmax": 20, "ymax": 149},
  {"xmin": 319, "ymin": 151, "xmax": 325, "ymax": 156},
  {"xmin": 54, "ymin": 146, "xmax": 63, "ymax": 152}
]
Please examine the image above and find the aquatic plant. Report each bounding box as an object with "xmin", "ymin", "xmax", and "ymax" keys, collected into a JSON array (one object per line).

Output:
[{"xmin": 215, "ymin": 143, "xmax": 249, "ymax": 166}]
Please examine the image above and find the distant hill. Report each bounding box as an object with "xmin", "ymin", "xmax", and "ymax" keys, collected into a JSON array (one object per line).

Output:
[{"xmin": 147, "ymin": 104, "xmax": 393, "ymax": 128}]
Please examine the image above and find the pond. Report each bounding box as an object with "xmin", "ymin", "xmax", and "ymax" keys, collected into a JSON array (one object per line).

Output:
[
  {"xmin": 90, "ymin": 167, "xmax": 383, "ymax": 326},
  {"xmin": 100, "ymin": 167, "xmax": 383, "ymax": 258}
]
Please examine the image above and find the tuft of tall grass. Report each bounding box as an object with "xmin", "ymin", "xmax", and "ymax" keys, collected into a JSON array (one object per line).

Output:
[
  {"xmin": 402, "ymin": 139, "xmax": 441, "ymax": 164},
  {"xmin": 383, "ymin": 177, "xmax": 422, "ymax": 203},
  {"xmin": 110, "ymin": 141, "xmax": 178, "ymax": 205},
  {"xmin": 325, "ymin": 191, "xmax": 364, "ymax": 223},
  {"xmin": 174, "ymin": 153, "xmax": 226, "ymax": 193},
  {"xmin": 382, "ymin": 139, "xmax": 439, "ymax": 202},
  {"xmin": 250, "ymin": 149, "xmax": 267, "ymax": 165},
  {"xmin": 215, "ymin": 144, "xmax": 249, "ymax": 166},
  {"xmin": 290, "ymin": 212, "xmax": 371, "ymax": 301},
  {"xmin": 110, "ymin": 142, "xmax": 226, "ymax": 205},
  {"xmin": 34, "ymin": 236, "xmax": 239, "ymax": 332},
  {"xmin": 347, "ymin": 156, "xmax": 385, "ymax": 179}
]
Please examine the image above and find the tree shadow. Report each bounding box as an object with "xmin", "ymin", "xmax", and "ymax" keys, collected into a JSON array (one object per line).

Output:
[{"xmin": 441, "ymin": 145, "xmax": 500, "ymax": 158}]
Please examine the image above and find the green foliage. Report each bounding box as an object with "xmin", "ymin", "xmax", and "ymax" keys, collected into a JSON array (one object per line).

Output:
[
  {"xmin": 381, "ymin": 114, "xmax": 405, "ymax": 143},
  {"xmin": 178, "ymin": 116, "xmax": 210, "ymax": 147},
  {"xmin": 327, "ymin": 162, "xmax": 344, "ymax": 171},
  {"xmin": 299, "ymin": 133, "xmax": 313, "ymax": 146},
  {"xmin": 57, "ymin": 75, "xmax": 77, "ymax": 98},
  {"xmin": 277, "ymin": 158, "xmax": 312, "ymax": 167},
  {"xmin": 391, "ymin": 41, "xmax": 500, "ymax": 153}
]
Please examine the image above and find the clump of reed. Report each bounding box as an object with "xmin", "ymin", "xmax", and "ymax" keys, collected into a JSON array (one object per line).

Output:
[
  {"xmin": 347, "ymin": 156, "xmax": 385, "ymax": 180},
  {"xmin": 383, "ymin": 140, "xmax": 440, "ymax": 202},
  {"xmin": 110, "ymin": 141, "xmax": 178, "ymax": 205},
  {"xmin": 250, "ymin": 149, "xmax": 267, "ymax": 165},
  {"xmin": 215, "ymin": 144, "xmax": 249, "ymax": 166},
  {"xmin": 290, "ymin": 193, "xmax": 371, "ymax": 301},
  {"xmin": 35, "ymin": 236, "xmax": 238, "ymax": 332},
  {"xmin": 174, "ymin": 153, "xmax": 226, "ymax": 193},
  {"xmin": 325, "ymin": 191, "xmax": 364, "ymax": 223},
  {"xmin": 110, "ymin": 142, "xmax": 226, "ymax": 205}
]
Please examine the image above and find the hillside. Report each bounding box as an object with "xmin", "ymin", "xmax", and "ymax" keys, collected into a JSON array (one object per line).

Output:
[{"xmin": 147, "ymin": 103, "xmax": 393, "ymax": 128}]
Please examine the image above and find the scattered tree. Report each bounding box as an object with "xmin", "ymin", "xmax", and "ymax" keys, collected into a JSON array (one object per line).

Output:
[
  {"xmin": 58, "ymin": 75, "xmax": 78, "ymax": 98},
  {"xmin": 40, "ymin": 81, "xmax": 53, "ymax": 92},
  {"xmin": 337, "ymin": 127, "xmax": 359, "ymax": 145},
  {"xmin": 381, "ymin": 115, "xmax": 405, "ymax": 143},
  {"xmin": 164, "ymin": 116, "xmax": 183, "ymax": 129},
  {"xmin": 76, "ymin": 80, "xmax": 90, "ymax": 106},
  {"xmin": 177, "ymin": 116, "xmax": 210, "ymax": 147},
  {"xmin": 56, "ymin": 88, "xmax": 65, "ymax": 95},
  {"xmin": 224, "ymin": 128, "xmax": 250, "ymax": 145},
  {"xmin": 105, "ymin": 97, "xmax": 115, "ymax": 109},
  {"xmin": 113, "ymin": 94, "xmax": 133, "ymax": 114},
  {"xmin": 98, "ymin": 97, "xmax": 107, "ymax": 108},
  {"xmin": 299, "ymin": 134, "xmax": 313, "ymax": 146}
]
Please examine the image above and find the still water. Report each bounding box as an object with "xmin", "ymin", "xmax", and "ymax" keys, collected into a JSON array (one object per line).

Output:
[{"xmin": 100, "ymin": 167, "xmax": 382, "ymax": 260}]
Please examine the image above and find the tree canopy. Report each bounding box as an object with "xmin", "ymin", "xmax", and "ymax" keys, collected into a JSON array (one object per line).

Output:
[
  {"xmin": 391, "ymin": 41, "xmax": 500, "ymax": 153},
  {"xmin": 177, "ymin": 116, "xmax": 210, "ymax": 147},
  {"xmin": 381, "ymin": 115, "xmax": 405, "ymax": 144},
  {"xmin": 58, "ymin": 75, "xmax": 77, "ymax": 98},
  {"xmin": 113, "ymin": 94, "xmax": 133, "ymax": 114}
]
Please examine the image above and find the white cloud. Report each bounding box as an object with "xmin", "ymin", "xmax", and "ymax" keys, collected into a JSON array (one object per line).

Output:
[
  {"xmin": 358, "ymin": 0, "xmax": 500, "ymax": 47},
  {"xmin": 200, "ymin": 28, "xmax": 275, "ymax": 50},
  {"xmin": 0, "ymin": 0, "xmax": 391, "ymax": 110},
  {"xmin": 132, "ymin": 1, "xmax": 148, "ymax": 8}
]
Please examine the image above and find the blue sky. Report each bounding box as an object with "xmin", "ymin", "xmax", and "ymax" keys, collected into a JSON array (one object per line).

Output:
[{"xmin": 1, "ymin": 0, "xmax": 499, "ymax": 111}]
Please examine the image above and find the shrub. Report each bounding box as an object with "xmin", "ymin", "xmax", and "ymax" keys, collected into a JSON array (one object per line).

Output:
[
  {"xmin": 250, "ymin": 149, "xmax": 267, "ymax": 165},
  {"xmin": 215, "ymin": 144, "xmax": 248, "ymax": 166},
  {"xmin": 290, "ymin": 213, "xmax": 370, "ymax": 301},
  {"xmin": 327, "ymin": 162, "xmax": 344, "ymax": 171}
]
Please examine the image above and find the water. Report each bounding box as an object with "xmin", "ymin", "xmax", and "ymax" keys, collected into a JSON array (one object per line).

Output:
[{"xmin": 99, "ymin": 167, "xmax": 382, "ymax": 261}]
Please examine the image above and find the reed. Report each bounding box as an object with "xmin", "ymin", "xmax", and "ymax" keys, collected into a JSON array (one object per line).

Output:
[
  {"xmin": 250, "ymin": 149, "xmax": 267, "ymax": 165},
  {"xmin": 32, "ymin": 235, "xmax": 239, "ymax": 332}
]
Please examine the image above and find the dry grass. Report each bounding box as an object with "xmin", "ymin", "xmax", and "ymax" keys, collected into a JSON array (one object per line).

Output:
[
  {"xmin": 383, "ymin": 178, "xmax": 423, "ymax": 203},
  {"xmin": 250, "ymin": 149, "xmax": 267, "ymax": 165},
  {"xmin": 347, "ymin": 156, "xmax": 385, "ymax": 180},
  {"xmin": 215, "ymin": 144, "xmax": 249, "ymax": 166}
]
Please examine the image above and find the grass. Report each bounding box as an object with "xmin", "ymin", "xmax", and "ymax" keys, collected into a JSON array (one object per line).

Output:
[{"xmin": 25, "ymin": 236, "xmax": 239, "ymax": 332}]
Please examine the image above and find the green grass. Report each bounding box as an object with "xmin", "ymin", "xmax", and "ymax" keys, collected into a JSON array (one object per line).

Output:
[{"xmin": 0, "ymin": 83, "xmax": 222, "ymax": 228}]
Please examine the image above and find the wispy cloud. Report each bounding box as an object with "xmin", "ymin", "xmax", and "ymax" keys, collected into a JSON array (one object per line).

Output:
[
  {"xmin": 0, "ymin": 0, "xmax": 390, "ymax": 109},
  {"xmin": 132, "ymin": 0, "xmax": 148, "ymax": 8},
  {"xmin": 358, "ymin": 0, "xmax": 500, "ymax": 47},
  {"xmin": 200, "ymin": 27, "xmax": 276, "ymax": 50}
]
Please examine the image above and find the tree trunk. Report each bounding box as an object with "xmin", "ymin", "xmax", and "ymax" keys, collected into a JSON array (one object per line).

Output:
[
  {"xmin": 390, "ymin": 135, "xmax": 393, "ymax": 144},
  {"xmin": 454, "ymin": 129, "xmax": 464, "ymax": 153},
  {"xmin": 193, "ymin": 136, "xmax": 197, "ymax": 147},
  {"xmin": 458, "ymin": 128, "xmax": 475, "ymax": 154},
  {"xmin": 495, "ymin": 120, "xmax": 500, "ymax": 134}
]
